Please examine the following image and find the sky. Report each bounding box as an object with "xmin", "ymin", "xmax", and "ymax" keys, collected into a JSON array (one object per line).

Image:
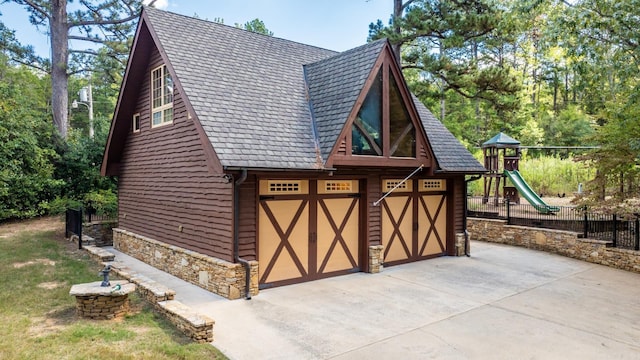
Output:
[{"xmin": 1, "ymin": 0, "xmax": 393, "ymax": 58}]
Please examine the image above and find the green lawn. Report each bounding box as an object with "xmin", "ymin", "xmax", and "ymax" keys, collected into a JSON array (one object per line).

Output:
[{"xmin": 0, "ymin": 217, "xmax": 227, "ymax": 360}]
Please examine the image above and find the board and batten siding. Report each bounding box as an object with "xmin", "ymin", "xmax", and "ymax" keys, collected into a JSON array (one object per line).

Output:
[{"xmin": 117, "ymin": 48, "xmax": 234, "ymax": 262}]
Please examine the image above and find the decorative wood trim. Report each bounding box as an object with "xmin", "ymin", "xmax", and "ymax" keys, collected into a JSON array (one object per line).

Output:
[
  {"xmin": 326, "ymin": 42, "xmax": 436, "ymax": 169},
  {"xmin": 331, "ymin": 155, "xmax": 428, "ymax": 168},
  {"xmin": 326, "ymin": 50, "xmax": 387, "ymax": 168}
]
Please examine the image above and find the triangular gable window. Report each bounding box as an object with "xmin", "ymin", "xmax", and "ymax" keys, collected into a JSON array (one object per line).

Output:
[
  {"xmin": 351, "ymin": 65, "xmax": 416, "ymax": 158},
  {"xmin": 389, "ymin": 71, "xmax": 415, "ymax": 157},
  {"xmin": 352, "ymin": 69, "xmax": 383, "ymax": 155}
]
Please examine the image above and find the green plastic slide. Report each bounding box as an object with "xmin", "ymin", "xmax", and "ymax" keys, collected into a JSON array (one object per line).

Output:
[{"xmin": 503, "ymin": 170, "xmax": 560, "ymax": 214}]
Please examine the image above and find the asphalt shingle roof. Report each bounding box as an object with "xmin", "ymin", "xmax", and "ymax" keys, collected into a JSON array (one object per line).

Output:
[
  {"xmin": 142, "ymin": 7, "xmax": 484, "ymax": 173},
  {"xmin": 145, "ymin": 7, "xmax": 336, "ymax": 169},
  {"xmin": 413, "ymin": 95, "xmax": 485, "ymax": 173}
]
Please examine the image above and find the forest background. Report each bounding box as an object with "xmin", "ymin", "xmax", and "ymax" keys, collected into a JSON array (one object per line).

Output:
[{"xmin": 1, "ymin": 0, "xmax": 639, "ymax": 221}]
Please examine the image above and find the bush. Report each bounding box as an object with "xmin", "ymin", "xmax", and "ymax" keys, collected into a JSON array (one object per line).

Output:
[{"xmin": 83, "ymin": 189, "xmax": 117, "ymax": 218}]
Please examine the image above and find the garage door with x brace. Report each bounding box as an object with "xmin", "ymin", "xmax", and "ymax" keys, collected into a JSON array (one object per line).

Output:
[
  {"xmin": 381, "ymin": 179, "xmax": 448, "ymax": 265},
  {"xmin": 258, "ymin": 179, "xmax": 361, "ymax": 288}
]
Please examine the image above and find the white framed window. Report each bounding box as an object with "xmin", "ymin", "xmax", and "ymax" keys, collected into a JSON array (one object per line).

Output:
[
  {"xmin": 151, "ymin": 64, "xmax": 173, "ymax": 127},
  {"xmin": 132, "ymin": 113, "xmax": 140, "ymax": 133}
]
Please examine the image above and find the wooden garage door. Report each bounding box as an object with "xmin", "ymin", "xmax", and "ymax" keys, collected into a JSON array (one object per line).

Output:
[
  {"xmin": 258, "ymin": 180, "xmax": 360, "ymax": 288},
  {"xmin": 381, "ymin": 179, "xmax": 447, "ymax": 265}
]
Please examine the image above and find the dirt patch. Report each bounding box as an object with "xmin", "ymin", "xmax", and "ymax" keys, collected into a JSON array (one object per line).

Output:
[
  {"xmin": 13, "ymin": 258, "xmax": 56, "ymax": 268},
  {"xmin": 38, "ymin": 281, "xmax": 65, "ymax": 290},
  {"xmin": 0, "ymin": 216, "xmax": 64, "ymax": 238},
  {"xmin": 28, "ymin": 307, "xmax": 77, "ymax": 338}
]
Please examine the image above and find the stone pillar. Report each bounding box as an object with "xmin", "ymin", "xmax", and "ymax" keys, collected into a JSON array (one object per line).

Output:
[
  {"xmin": 368, "ymin": 245, "xmax": 384, "ymax": 273},
  {"xmin": 455, "ymin": 232, "xmax": 468, "ymax": 256},
  {"xmin": 69, "ymin": 280, "xmax": 136, "ymax": 320}
]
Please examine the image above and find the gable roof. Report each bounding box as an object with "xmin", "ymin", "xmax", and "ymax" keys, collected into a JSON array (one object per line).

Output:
[
  {"xmin": 304, "ymin": 39, "xmax": 387, "ymax": 160},
  {"xmin": 103, "ymin": 7, "xmax": 484, "ymax": 174},
  {"xmin": 143, "ymin": 6, "xmax": 336, "ymax": 170}
]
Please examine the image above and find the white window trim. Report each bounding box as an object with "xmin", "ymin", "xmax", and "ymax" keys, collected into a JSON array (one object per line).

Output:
[
  {"xmin": 150, "ymin": 64, "xmax": 173, "ymax": 128},
  {"xmin": 132, "ymin": 112, "xmax": 141, "ymax": 133}
]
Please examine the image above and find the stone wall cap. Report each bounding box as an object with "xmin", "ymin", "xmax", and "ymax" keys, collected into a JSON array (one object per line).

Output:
[
  {"xmin": 158, "ymin": 300, "xmax": 215, "ymax": 326},
  {"xmin": 70, "ymin": 280, "xmax": 135, "ymax": 296}
]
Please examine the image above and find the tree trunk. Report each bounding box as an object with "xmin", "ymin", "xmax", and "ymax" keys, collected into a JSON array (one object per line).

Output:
[
  {"xmin": 391, "ymin": 0, "xmax": 403, "ymax": 64},
  {"xmin": 50, "ymin": 0, "xmax": 69, "ymax": 138},
  {"xmin": 439, "ymin": 40, "xmax": 445, "ymax": 122}
]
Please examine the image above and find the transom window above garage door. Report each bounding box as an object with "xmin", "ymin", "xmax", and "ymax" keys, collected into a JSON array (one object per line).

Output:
[
  {"xmin": 318, "ymin": 180, "xmax": 359, "ymax": 194},
  {"xmin": 383, "ymin": 179, "xmax": 413, "ymax": 193},
  {"xmin": 259, "ymin": 180, "xmax": 309, "ymax": 195},
  {"xmin": 419, "ymin": 179, "xmax": 446, "ymax": 191}
]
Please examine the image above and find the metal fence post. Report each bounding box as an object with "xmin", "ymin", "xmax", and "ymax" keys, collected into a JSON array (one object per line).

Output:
[
  {"xmin": 78, "ymin": 208, "xmax": 83, "ymax": 250},
  {"xmin": 612, "ymin": 214, "xmax": 617, "ymax": 248},
  {"xmin": 635, "ymin": 216, "xmax": 639, "ymax": 251},
  {"xmin": 583, "ymin": 211, "xmax": 588, "ymax": 238},
  {"xmin": 506, "ymin": 199, "xmax": 510, "ymax": 225}
]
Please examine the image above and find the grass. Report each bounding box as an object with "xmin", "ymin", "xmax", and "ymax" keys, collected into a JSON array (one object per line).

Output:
[
  {"xmin": 0, "ymin": 218, "xmax": 227, "ymax": 360},
  {"xmin": 468, "ymin": 154, "xmax": 595, "ymax": 197}
]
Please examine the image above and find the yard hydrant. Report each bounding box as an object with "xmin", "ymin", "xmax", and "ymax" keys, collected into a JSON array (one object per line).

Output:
[{"xmin": 99, "ymin": 265, "xmax": 112, "ymax": 287}]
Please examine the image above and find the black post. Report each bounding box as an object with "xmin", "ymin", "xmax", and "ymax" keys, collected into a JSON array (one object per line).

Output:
[
  {"xmin": 612, "ymin": 214, "xmax": 617, "ymax": 248},
  {"xmin": 65, "ymin": 209, "xmax": 69, "ymax": 238},
  {"xmin": 635, "ymin": 216, "xmax": 639, "ymax": 251},
  {"xmin": 583, "ymin": 211, "xmax": 588, "ymax": 238},
  {"xmin": 506, "ymin": 199, "xmax": 510, "ymax": 225},
  {"xmin": 78, "ymin": 208, "xmax": 83, "ymax": 250}
]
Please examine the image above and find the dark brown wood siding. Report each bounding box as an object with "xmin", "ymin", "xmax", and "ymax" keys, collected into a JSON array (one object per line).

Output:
[
  {"xmin": 453, "ymin": 177, "xmax": 465, "ymax": 233},
  {"xmin": 366, "ymin": 174, "xmax": 382, "ymax": 246},
  {"xmin": 118, "ymin": 47, "xmax": 234, "ymax": 262},
  {"xmin": 238, "ymin": 174, "xmax": 257, "ymax": 260}
]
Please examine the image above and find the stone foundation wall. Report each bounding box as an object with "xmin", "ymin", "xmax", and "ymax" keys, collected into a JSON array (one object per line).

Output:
[
  {"xmin": 113, "ymin": 228, "xmax": 258, "ymax": 299},
  {"xmin": 468, "ymin": 218, "xmax": 640, "ymax": 273}
]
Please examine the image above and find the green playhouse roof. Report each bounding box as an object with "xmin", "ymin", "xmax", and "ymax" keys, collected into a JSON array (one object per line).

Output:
[{"xmin": 482, "ymin": 132, "xmax": 520, "ymax": 148}]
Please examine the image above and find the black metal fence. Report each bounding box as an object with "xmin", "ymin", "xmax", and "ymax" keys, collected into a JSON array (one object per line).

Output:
[
  {"xmin": 467, "ymin": 197, "xmax": 640, "ymax": 251},
  {"xmin": 65, "ymin": 208, "xmax": 83, "ymax": 250}
]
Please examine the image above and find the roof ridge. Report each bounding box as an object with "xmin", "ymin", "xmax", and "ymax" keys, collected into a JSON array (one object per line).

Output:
[{"xmin": 143, "ymin": 5, "xmax": 340, "ymax": 54}]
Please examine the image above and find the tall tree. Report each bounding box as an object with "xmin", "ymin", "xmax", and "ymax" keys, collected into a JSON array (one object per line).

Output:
[
  {"xmin": 8, "ymin": 0, "xmax": 156, "ymax": 138},
  {"xmin": 369, "ymin": 0, "xmax": 522, "ymax": 139},
  {"xmin": 560, "ymin": 0, "xmax": 640, "ymax": 208}
]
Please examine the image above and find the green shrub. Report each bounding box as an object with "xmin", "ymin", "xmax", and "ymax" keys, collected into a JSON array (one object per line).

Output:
[{"xmin": 83, "ymin": 189, "xmax": 117, "ymax": 217}]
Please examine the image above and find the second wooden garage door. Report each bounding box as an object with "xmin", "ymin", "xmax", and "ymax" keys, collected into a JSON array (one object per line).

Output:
[
  {"xmin": 258, "ymin": 180, "xmax": 361, "ymax": 288},
  {"xmin": 381, "ymin": 179, "xmax": 448, "ymax": 265}
]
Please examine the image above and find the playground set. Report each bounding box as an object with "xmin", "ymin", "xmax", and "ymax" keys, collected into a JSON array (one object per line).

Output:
[{"xmin": 481, "ymin": 132, "xmax": 560, "ymax": 214}]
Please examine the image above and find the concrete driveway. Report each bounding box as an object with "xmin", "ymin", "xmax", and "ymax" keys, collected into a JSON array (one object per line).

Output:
[{"xmin": 111, "ymin": 242, "xmax": 640, "ymax": 359}]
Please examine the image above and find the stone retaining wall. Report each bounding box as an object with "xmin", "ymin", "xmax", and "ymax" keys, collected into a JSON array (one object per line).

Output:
[
  {"xmin": 83, "ymin": 221, "xmax": 116, "ymax": 247},
  {"xmin": 113, "ymin": 228, "xmax": 258, "ymax": 299},
  {"xmin": 157, "ymin": 300, "xmax": 214, "ymax": 343},
  {"xmin": 468, "ymin": 218, "xmax": 640, "ymax": 273}
]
